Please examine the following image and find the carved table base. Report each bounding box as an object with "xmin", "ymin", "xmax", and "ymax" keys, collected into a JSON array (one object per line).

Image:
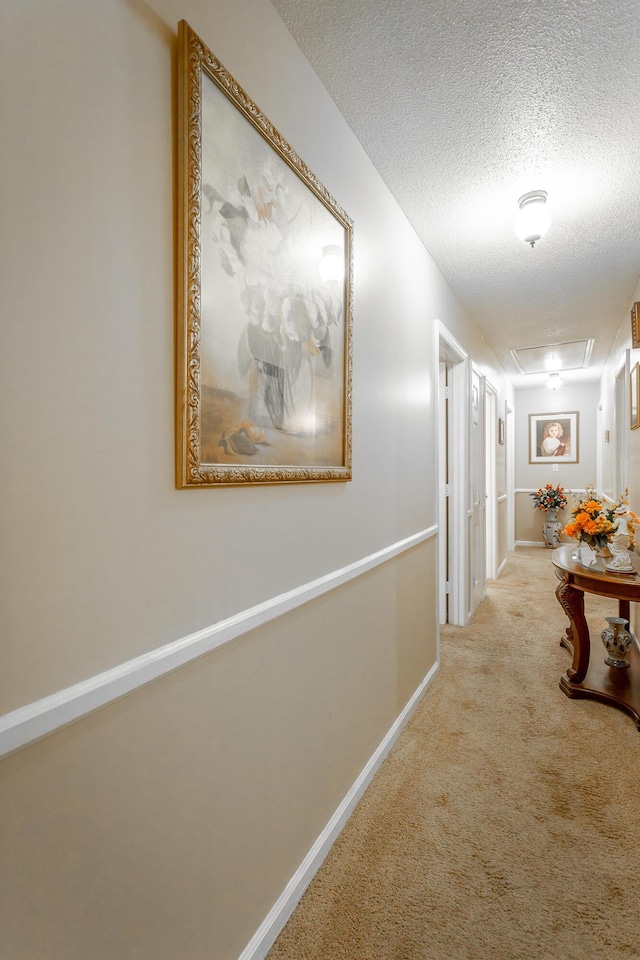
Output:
[{"xmin": 553, "ymin": 545, "xmax": 640, "ymax": 730}]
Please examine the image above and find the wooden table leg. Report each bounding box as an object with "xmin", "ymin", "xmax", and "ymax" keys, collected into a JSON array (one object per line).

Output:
[
  {"xmin": 619, "ymin": 599, "xmax": 630, "ymax": 627},
  {"xmin": 555, "ymin": 576, "xmax": 590, "ymax": 683}
]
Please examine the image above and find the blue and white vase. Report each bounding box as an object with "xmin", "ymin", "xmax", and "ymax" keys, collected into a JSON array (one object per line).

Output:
[
  {"xmin": 601, "ymin": 616, "xmax": 633, "ymax": 669},
  {"xmin": 543, "ymin": 509, "xmax": 562, "ymax": 548}
]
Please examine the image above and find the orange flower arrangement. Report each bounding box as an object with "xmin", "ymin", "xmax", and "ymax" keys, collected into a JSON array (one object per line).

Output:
[{"xmin": 564, "ymin": 488, "xmax": 638, "ymax": 550}]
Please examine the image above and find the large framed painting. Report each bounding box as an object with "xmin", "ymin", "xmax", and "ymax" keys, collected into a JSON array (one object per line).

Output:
[
  {"xmin": 631, "ymin": 302, "xmax": 640, "ymax": 350},
  {"xmin": 176, "ymin": 21, "xmax": 353, "ymax": 486},
  {"xmin": 528, "ymin": 412, "xmax": 579, "ymax": 464}
]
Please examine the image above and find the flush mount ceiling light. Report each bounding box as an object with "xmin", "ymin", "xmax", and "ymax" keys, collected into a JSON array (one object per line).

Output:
[
  {"xmin": 547, "ymin": 371, "xmax": 563, "ymax": 391},
  {"xmin": 514, "ymin": 190, "xmax": 551, "ymax": 248}
]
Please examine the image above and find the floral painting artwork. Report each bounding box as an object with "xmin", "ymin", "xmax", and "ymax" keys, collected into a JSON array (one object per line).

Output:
[
  {"xmin": 176, "ymin": 21, "xmax": 353, "ymax": 486},
  {"xmin": 528, "ymin": 412, "xmax": 579, "ymax": 464}
]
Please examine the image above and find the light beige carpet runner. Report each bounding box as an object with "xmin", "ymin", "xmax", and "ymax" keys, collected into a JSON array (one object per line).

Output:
[{"xmin": 267, "ymin": 548, "xmax": 640, "ymax": 960}]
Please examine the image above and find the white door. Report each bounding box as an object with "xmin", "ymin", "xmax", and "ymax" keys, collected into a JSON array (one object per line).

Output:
[
  {"xmin": 470, "ymin": 368, "xmax": 486, "ymax": 616},
  {"xmin": 438, "ymin": 361, "xmax": 449, "ymax": 624},
  {"xmin": 484, "ymin": 382, "xmax": 497, "ymax": 581},
  {"xmin": 596, "ymin": 401, "xmax": 603, "ymax": 496},
  {"xmin": 614, "ymin": 354, "xmax": 629, "ymax": 498},
  {"xmin": 438, "ymin": 325, "xmax": 469, "ymax": 625}
]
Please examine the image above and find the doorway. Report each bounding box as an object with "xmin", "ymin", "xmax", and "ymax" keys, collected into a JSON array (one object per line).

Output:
[
  {"xmin": 614, "ymin": 353, "xmax": 629, "ymax": 497},
  {"xmin": 469, "ymin": 366, "xmax": 486, "ymax": 616},
  {"xmin": 484, "ymin": 381, "xmax": 498, "ymax": 582},
  {"xmin": 438, "ymin": 324, "xmax": 469, "ymax": 625}
]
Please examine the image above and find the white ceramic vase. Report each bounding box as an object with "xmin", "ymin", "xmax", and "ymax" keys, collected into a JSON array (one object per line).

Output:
[
  {"xmin": 601, "ymin": 616, "xmax": 633, "ymax": 669},
  {"xmin": 542, "ymin": 509, "xmax": 562, "ymax": 548}
]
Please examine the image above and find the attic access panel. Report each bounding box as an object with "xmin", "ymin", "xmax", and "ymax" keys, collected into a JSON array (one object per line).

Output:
[{"xmin": 510, "ymin": 339, "xmax": 594, "ymax": 376}]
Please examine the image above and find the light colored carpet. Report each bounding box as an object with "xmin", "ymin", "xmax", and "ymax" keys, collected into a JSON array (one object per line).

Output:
[{"xmin": 267, "ymin": 548, "xmax": 640, "ymax": 960}]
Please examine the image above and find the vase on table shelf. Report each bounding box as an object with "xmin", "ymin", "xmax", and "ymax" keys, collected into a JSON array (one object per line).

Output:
[
  {"xmin": 542, "ymin": 509, "xmax": 562, "ymax": 549},
  {"xmin": 601, "ymin": 616, "xmax": 633, "ymax": 669},
  {"xmin": 570, "ymin": 541, "xmax": 611, "ymax": 567}
]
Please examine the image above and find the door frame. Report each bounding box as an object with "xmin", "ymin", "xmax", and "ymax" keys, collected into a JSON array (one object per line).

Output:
[
  {"xmin": 469, "ymin": 365, "xmax": 487, "ymax": 619},
  {"xmin": 484, "ymin": 379, "xmax": 498, "ymax": 581},
  {"xmin": 437, "ymin": 322, "xmax": 469, "ymax": 626},
  {"xmin": 614, "ymin": 351, "xmax": 629, "ymax": 498}
]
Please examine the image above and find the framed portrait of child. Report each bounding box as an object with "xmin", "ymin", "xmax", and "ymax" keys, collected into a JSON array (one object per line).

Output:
[{"xmin": 529, "ymin": 412, "xmax": 579, "ymax": 464}]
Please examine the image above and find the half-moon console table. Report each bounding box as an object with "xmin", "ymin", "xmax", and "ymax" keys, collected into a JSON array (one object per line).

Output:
[{"xmin": 552, "ymin": 543, "xmax": 640, "ymax": 729}]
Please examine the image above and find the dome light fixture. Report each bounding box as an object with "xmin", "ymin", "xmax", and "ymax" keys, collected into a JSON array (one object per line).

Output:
[
  {"xmin": 547, "ymin": 371, "xmax": 563, "ymax": 391},
  {"xmin": 514, "ymin": 190, "xmax": 551, "ymax": 248}
]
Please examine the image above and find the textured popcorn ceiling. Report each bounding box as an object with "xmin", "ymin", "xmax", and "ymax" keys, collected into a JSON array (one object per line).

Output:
[{"xmin": 271, "ymin": 0, "xmax": 640, "ymax": 384}]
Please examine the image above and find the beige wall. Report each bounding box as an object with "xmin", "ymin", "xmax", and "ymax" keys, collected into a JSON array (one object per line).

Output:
[
  {"xmin": 514, "ymin": 492, "xmax": 571, "ymax": 546},
  {"xmin": 597, "ymin": 276, "xmax": 640, "ymax": 632},
  {"xmin": 601, "ymin": 276, "xmax": 640, "ymax": 506},
  {"xmin": 514, "ymin": 383, "xmax": 601, "ymax": 543},
  {"xmin": 1, "ymin": 544, "xmax": 437, "ymax": 960},
  {"xmin": 0, "ymin": 1, "xmax": 501, "ymax": 957}
]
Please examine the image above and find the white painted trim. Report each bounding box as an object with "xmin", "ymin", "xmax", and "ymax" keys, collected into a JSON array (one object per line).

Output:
[
  {"xmin": 515, "ymin": 540, "xmax": 546, "ymax": 548},
  {"xmin": 497, "ymin": 494, "xmax": 507, "ymax": 503},
  {"xmin": 436, "ymin": 320, "xmax": 468, "ymax": 364},
  {"xmin": 506, "ymin": 403, "xmax": 515, "ymax": 551},
  {"xmin": 237, "ymin": 660, "xmax": 440, "ymax": 960},
  {"xmin": 497, "ymin": 557, "xmax": 508, "ymax": 577},
  {"xmin": 485, "ymin": 380, "xmax": 498, "ymax": 582},
  {"xmin": 437, "ymin": 320, "xmax": 470, "ymax": 627},
  {"xmin": 515, "ymin": 488, "xmax": 587, "ymax": 495},
  {"xmin": 0, "ymin": 526, "xmax": 438, "ymax": 760}
]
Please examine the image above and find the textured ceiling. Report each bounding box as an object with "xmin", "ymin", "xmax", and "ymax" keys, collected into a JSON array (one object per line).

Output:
[{"xmin": 271, "ymin": 0, "xmax": 640, "ymax": 385}]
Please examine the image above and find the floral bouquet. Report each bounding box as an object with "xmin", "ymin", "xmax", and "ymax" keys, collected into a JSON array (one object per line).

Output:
[
  {"xmin": 563, "ymin": 488, "xmax": 630, "ymax": 550},
  {"xmin": 530, "ymin": 484, "xmax": 568, "ymax": 512}
]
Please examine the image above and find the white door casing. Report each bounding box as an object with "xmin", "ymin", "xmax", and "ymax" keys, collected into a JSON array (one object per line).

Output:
[
  {"xmin": 437, "ymin": 322, "xmax": 469, "ymax": 625},
  {"xmin": 470, "ymin": 366, "xmax": 486, "ymax": 617},
  {"xmin": 484, "ymin": 380, "xmax": 498, "ymax": 581}
]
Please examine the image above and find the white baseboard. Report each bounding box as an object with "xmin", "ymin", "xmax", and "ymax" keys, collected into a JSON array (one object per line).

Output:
[
  {"xmin": 515, "ymin": 540, "xmax": 546, "ymax": 548},
  {"xmin": 497, "ymin": 556, "xmax": 508, "ymax": 577},
  {"xmin": 237, "ymin": 660, "xmax": 440, "ymax": 960}
]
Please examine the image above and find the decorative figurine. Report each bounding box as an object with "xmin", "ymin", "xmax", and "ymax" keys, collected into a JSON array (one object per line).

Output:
[{"xmin": 606, "ymin": 506, "xmax": 636, "ymax": 573}]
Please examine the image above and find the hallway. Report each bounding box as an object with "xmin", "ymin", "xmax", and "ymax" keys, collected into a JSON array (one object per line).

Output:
[
  {"xmin": 3, "ymin": 5, "xmax": 640, "ymax": 957},
  {"xmin": 268, "ymin": 549, "xmax": 640, "ymax": 960}
]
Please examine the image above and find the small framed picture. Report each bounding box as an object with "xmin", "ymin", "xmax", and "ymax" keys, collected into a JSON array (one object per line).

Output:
[
  {"xmin": 631, "ymin": 363, "xmax": 640, "ymax": 430},
  {"xmin": 528, "ymin": 412, "xmax": 579, "ymax": 464},
  {"xmin": 498, "ymin": 418, "xmax": 505, "ymax": 444}
]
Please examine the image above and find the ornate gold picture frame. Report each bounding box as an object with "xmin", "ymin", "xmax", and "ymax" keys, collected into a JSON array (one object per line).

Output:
[
  {"xmin": 631, "ymin": 302, "xmax": 640, "ymax": 350},
  {"xmin": 631, "ymin": 362, "xmax": 640, "ymax": 430},
  {"xmin": 176, "ymin": 21, "xmax": 353, "ymax": 487}
]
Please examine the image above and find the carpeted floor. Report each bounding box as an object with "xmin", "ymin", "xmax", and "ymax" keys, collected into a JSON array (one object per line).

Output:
[{"xmin": 267, "ymin": 548, "xmax": 640, "ymax": 960}]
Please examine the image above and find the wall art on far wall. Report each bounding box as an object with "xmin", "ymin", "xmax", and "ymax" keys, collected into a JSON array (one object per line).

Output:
[
  {"xmin": 528, "ymin": 411, "xmax": 579, "ymax": 464},
  {"xmin": 176, "ymin": 21, "xmax": 353, "ymax": 487}
]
